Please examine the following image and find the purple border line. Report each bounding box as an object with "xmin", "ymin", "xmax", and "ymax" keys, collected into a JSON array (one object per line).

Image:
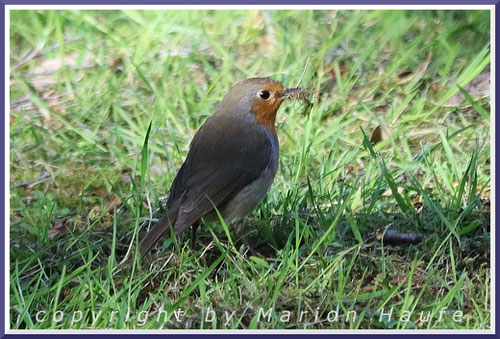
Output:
[
  {"xmin": 1, "ymin": 2, "xmax": 6, "ymax": 338},
  {"xmin": 1, "ymin": 0, "xmax": 499, "ymax": 5},
  {"xmin": 495, "ymin": 0, "xmax": 499, "ymax": 336},
  {"xmin": 1, "ymin": 1, "xmax": 498, "ymax": 338}
]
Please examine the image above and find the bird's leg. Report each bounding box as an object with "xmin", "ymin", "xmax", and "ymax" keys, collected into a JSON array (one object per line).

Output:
[
  {"xmin": 236, "ymin": 221, "xmax": 265, "ymax": 258},
  {"xmin": 190, "ymin": 222, "xmax": 200, "ymax": 250}
]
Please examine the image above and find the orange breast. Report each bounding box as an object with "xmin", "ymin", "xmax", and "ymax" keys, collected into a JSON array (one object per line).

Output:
[{"xmin": 252, "ymin": 83, "xmax": 285, "ymax": 136}]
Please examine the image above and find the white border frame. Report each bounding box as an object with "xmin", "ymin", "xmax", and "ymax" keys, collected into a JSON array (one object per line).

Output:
[{"xmin": 4, "ymin": 4, "xmax": 496, "ymax": 334}]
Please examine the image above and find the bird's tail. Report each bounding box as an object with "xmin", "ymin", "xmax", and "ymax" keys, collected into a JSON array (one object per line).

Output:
[{"xmin": 138, "ymin": 207, "xmax": 178, "ymax": 256}]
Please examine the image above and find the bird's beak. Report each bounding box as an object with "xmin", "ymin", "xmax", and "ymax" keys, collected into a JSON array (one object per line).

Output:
[{"xmin": 277, "ymin": 87, "xmax": 301, "ymax": 100}]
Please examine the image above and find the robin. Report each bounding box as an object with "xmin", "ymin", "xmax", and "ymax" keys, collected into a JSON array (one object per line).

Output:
[{"xmin": 138, "ymin": 77, "xmax": 300, "ymax": 256}]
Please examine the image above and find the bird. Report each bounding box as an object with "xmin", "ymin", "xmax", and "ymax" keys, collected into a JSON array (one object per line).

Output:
[{"xmin": 138, "ymin": 77, "xmax": 300, "ymax": 256}]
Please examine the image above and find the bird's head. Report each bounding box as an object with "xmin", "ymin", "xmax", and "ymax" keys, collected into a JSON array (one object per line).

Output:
[{"xmin": 217, "ymin": 77, "xmax": 300, "ymax": 135}]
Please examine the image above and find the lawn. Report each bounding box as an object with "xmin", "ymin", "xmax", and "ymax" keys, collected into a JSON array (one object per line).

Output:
[{"xmin": 9, "ymin": 9, "xmax": 491, "ymax": 330}]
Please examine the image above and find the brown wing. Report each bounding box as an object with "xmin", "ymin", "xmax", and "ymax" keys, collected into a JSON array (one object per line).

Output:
[{"xmin": 167, "ymin": 113, "xmax": 275, "ymax": 233}]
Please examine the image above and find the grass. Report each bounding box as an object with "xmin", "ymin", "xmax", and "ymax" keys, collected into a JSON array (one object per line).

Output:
[{"xmin": 9, "ymin": 9, "xmax": 491, "ymax": 330}]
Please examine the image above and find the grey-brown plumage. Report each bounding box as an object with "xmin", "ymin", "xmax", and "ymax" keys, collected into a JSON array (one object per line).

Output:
[{"xmin": 138, "ymin": 78, "xmax": 299, "ymax": 256}]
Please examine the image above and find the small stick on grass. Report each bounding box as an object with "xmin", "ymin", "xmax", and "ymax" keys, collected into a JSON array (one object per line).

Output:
[
  {"xmin": 12, "ymin": 36, "xmax": 83, "ymax": 71},
  {"xmin": 295, "ymin": 57, "xmax": 310, "ymax": 88},
  {"xmin": 11, "ymin": 171, "xmax": 50, "ymax": 189}
]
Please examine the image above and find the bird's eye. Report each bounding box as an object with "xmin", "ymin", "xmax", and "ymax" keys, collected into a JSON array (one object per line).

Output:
[{"xmin": 259, "ymin": 90, "xmax": 271, "ymax": 100}]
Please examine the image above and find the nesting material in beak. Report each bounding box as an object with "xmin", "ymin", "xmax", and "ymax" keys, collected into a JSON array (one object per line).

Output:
[{"xmin": 278, "ymin": 87, "xmax": 302, "ymax": 100}]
